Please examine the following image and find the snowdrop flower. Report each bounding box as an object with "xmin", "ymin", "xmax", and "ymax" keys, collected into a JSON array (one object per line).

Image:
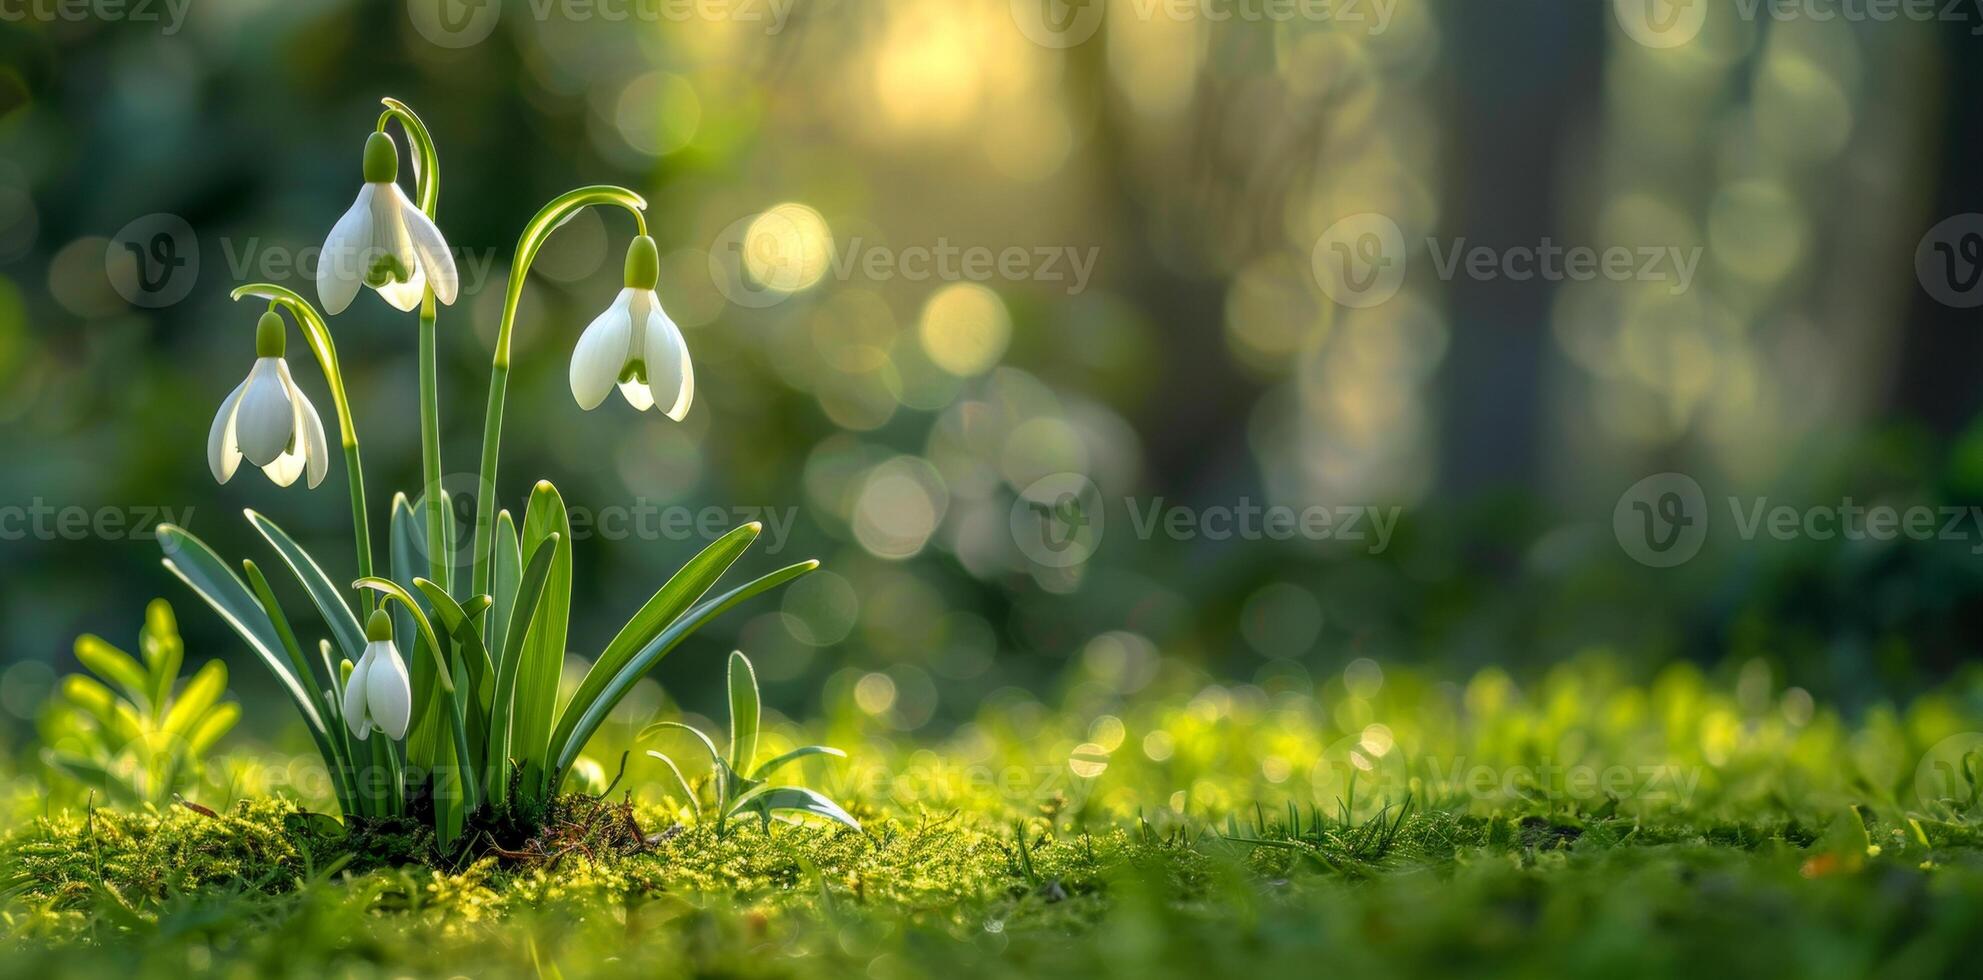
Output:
[
  {"xmin": 344, "ymin": 610, "xmax": 412, "ymax": 741},
  {"xmin": 208, "ymin": 311, "xmax": 330, "ymax": 489},
  {"xmin": 569, "ymin": 235, "xmax": 693, "ymax": 419},
  {"xmin": 317, "ymin": 131, "xmax": 459, "ymax": 315}
]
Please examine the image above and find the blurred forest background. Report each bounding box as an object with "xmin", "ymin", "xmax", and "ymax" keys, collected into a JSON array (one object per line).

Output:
[{"xmin": 4, "ymin": 0, "xmax": 1983, "ymax": 748}]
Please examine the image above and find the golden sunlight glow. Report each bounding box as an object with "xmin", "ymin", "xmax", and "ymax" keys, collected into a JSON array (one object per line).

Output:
[
  {"xmin": 744, "ymin": 203, "xmax": 832, "ymax": 294},
  {"xmin": 918, "ymin": 283, "xmax": 1011, "ymax": 377}
]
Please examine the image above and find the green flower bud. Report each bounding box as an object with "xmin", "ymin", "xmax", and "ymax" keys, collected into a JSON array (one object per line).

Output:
[
  {"xmin": 623, "ymin": 234, "xmax": 660, "ymax": 290},
  {"xmin": 365, "ymin": 608, "xmax": 394, "ymax": 642},
  {"xmin": 255, "ymin": 310, "xmax": 285, "ymax": 358},
  {"xmin": 362, "ymin": 131, "xmax": 398, "ymax": 184}
]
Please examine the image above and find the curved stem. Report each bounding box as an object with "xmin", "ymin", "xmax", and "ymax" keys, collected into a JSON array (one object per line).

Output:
[
  {"xmin": 231, "ymin": 283, "xmax": 375, "ymax": 613},
  {"xmin": 418, "ymin": 291, "xmax": 448, "ymax": 592},
  {"xmin": 378, "ymin": 99, "xmax": 450, "ymax": 595},
  {"xmin": 468, "ymin": 185, "xmax": 648, "ymax": 603},
  {"xmin": 377, "ymin": 98, "xmax": 439, "ymax": 216}
]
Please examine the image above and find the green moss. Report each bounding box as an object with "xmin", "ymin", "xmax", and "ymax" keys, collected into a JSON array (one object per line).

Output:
[{"xmin": 9, "ymin": 797, "xmax": 1983, "ymax": 978}]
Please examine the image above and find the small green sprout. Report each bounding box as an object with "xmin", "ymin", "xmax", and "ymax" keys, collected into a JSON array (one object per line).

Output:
[
  {"xmin": 38, "ymin": 599, "xmax": 239, "ymax": 807},
  {"xmin": 640, "ymin": 651, "xmax": 860, "ymax": 836}
]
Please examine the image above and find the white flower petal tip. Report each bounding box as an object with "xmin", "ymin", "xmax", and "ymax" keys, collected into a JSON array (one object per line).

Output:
[
  {"xmin": 569, "ymin": 287, "xmax": 695, "ymax": 420},
  {"xmin": 210, "ymin": 355, "xmax": 331, "ymax": 490},
  {"xmin": 343, "ymin": 646, "xmax": 374, "ymax": 741},
  {"xmin": 345, "ymin": 639, "xmax": 412, "ymax": 741},
  {"xmin": 319, "ymin": 180, "xmax": 457, "ymax": 314}
]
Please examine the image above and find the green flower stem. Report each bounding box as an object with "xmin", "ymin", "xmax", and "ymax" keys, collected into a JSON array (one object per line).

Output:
[
  {"xmin": 379, "ymin": 99, "xmax": 452, "ymax": 597},
  {"xmin": 376, "ymin": 98, "xmax": 439, "ymax": 215},
  {"xmin": 468, "ymin": 186, "xmax": 648, "ymax": 604},
  {"xmin": 418, "ymin": 291, "xmax": 448, "ymax": 592},
  {"xmin": 230, "ymin": 284, "xmax": 375, "ymax": 614}
]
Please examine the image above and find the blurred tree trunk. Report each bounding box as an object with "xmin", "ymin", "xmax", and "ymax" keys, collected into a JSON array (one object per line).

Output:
[
  {"xmin": 1439, "ymin": 0, "xmax": 1606, "ymax": 496},
  {"xmin": 1892, "ymin": 27, "xmax": 1981, "ymax": 436}
]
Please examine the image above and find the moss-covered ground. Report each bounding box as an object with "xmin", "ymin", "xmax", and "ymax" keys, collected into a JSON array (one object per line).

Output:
[{"xmin": 9, "ymin": 657, "xmax": 1983, "ymax": 977}]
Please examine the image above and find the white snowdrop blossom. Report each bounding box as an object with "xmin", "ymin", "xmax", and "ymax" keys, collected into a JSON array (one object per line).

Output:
[
  {"xmin": 209, "ymin": 311, "xmax": 330, "ymax": 488},
  {"xmin": 317, "ymin": 130, "xmax": 459, "ymax": 315},
  {"xmin": 344, "ymin": 610, "xmax": 412, "ymax": 741},
  {"xmin": 569, "ymin": 235, "xmax": 693, "ymax": 419}
]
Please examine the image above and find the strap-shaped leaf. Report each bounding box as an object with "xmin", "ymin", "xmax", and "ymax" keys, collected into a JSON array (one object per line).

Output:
[
  {"xmin": 160, "ymin": 660, "xmax": 226, "ymax": 735},
  {"xmin": 729, "ymin": 785, "xmax": 862, "ymax": 834},
  {"xmin": 511, "ymin": 481, "xmax": 572, "ymax": 799},
  {"xmin": 487, "ymin": 533, "xmax": 560, "ymax": 805},
  {"xmin": 141, "ymin": 599, "xmax": 182, "ymax": 713},
  {"xmin": 158, "ymin": 523, "xmax": 325, "ymax": 734},
  {"xmin": 184, "ymin": 701, "xmax": 241, "ymax": 755},
  {"xmin": 640, "ymin": 720, "xmax": 725, "ymax": 770},
  {"xmin": 243, "ymin": 559, "xmax": 330, "ymax": 707},
  {"xmin": 73, "ymin": 635, "xmax": 150, "ymax": 709},
  {"xmin": 488, "ymin": 510, "xmax": 521, "ymax": 668},
  {"xmin": 414, "ymin": 578, "xmax": 496, "ymax": 686},
  {"xmin": 60, "ymin": 675, "xmax": 118, "ymax": 727},
  {"xmin": 752, "ymin": 745, "xmax": 847, "ymax": 782},
  {"xmin": 728, "ymin": 651, "xmax": 760, "ymax": 777},
  {"xmin": 548, "ymin": 523, "xmax": 761, "ymax": 763},
  {"xmin": 551, "ymin": 559, "xmax": 818, "ymax": 786},
  {"xmin": 246, "ymin": 510, "xmax": 365, "ymax": 661},
  {"xmin": 390, "ymin": 494, "xmax": 448, "ymax": 769},
  {"xmin": 645, "ymin": 750, "xmax": 701, "ymax": 823},
  {"xmin": 242, "ymin": 560, "xmax": 352, "ymax": 813}
]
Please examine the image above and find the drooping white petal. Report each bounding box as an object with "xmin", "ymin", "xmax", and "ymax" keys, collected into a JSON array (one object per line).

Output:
[
  {"xmin": 262, "ymin": 449, "xmax": 307, "ymax": 487},
  {"xmin": 618, "ymin": 378, "xmax": 656, "ymax": 412},
  {"xmin": 318, "ymin": 184, "xmax": 376, "ymax": 315},
  {"xmin": 366, "ymin": 640, "xmax": 412, "ymax": 740},
  {"xmin": 343, "ymin": 647, "xmax": 374, "ymax": 740},
  {"xmin": 375, "ymin": 260, "xmax": 427, "ymax": 312},
  {"xmin": 640, "ymin": 293, "xmax": 695, "ymax": 422},
  {"xmin": 367, "ymin": 182, "xmax": 423, "ymax": 310},
  {"xmin": 289, "ymin": 368, "xmax": 331, "ymax": 489},
  {"xmin": 207, "ymin": 377, "xmax": 248, "ymax": 483},
  {"xmin": 616, "ymin": 289, "xmax": 655, "ymax": 411},
  {"xmin": 395, "ymin": 184, "xmax": 459, "ymax": 305},
  {"xmin": 235, "ymin": 358, "xmax": 296, "ymax": 467},
  {"xmin": 570, "ymin": 288, "xmax": 637, "ymax": 411}
]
